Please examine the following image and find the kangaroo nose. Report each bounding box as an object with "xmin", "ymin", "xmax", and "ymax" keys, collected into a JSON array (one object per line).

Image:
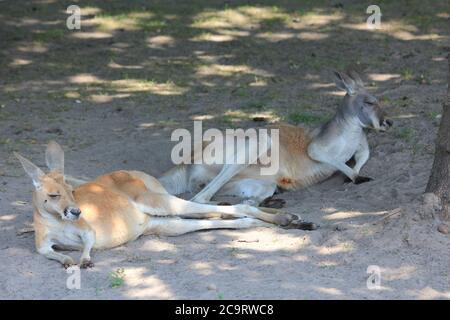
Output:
[
  {"xmin": 65, "ymin": 207, "xmax": 81, "ymax": 217},
  {"xmin": 71, "ymin": 208, "xmax": 81, "ymax": 216}
]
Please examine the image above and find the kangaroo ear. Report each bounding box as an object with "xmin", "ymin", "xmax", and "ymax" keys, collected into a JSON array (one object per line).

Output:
[
  {"xmin": 45, "ymin": 140, "xmax": 64, "ymax": 173},
  {"xmin": 333, "ymin": 71, "xmax": 359, "ymax": 96},
  {"xmin": 14, "ymin": 152, "xmax": 45, "ymax": 189},
  {"xmin": 346, "ymin": 69, "xmax": 365, "ymax": 88}
]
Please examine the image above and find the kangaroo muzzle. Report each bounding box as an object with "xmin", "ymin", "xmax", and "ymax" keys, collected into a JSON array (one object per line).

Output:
[
  {"xmin": 64, "ymin": 207, "xmax": 82, "ymax": 220},
  {"xmin": 379, "ymin": 118, "xmax": 393, "ymax": 131}
]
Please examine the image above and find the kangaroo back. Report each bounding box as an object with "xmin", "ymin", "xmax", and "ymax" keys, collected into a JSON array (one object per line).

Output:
[{"xmin": 159, "ymin": 165, "xmax": 190, "ymax": 195}]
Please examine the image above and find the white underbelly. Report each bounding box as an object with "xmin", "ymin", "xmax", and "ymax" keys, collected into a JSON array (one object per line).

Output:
[
  {"xmin": 52, "ymin": 232, "xmax": 83, "ymax": 250},
  {"xmin": 333, "ymin": 134, "xmax": 361, "ymax": 163}
]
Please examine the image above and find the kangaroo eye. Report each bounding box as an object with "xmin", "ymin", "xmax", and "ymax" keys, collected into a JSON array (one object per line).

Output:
[{"xmin": 48, "ymin": 194, "xmax": 60, "ymax": 199}]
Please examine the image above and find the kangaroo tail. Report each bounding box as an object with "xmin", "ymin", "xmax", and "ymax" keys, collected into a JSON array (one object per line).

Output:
[{"xmin": 158, "ymin": 165, "xmax": 190, "ymax": 195}]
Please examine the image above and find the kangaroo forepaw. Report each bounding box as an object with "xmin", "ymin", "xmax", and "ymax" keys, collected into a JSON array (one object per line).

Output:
[
  {"xmin": 284, "ymin": 220, "xmax": 318, "ymax": 231},
  {"xmin": 344, "ymin": 176, "xmax": 373, "ymax": 184},
  {"xmin": 354, "ymin": 176, "xmax": 373, "ymax": 184},
  {"xmin": 80, "ymin": 259, "xmax": 94, "ymax": 269},
  {"xmin": 62, "ymin": 257, "xmax": 76, "ymax": 269},
  {"xmin": 259, "ymin": 197, "xmax": 286, "ymax": 209}
]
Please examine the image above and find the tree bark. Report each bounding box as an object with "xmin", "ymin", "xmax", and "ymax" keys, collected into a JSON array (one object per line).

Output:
[{"xmin": 425, "ymin": 53, "xmax": 450, "ymax": 220}]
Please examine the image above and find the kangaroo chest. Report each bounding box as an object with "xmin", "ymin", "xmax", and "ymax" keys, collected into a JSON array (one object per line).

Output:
[
  {"xmin": 304, "ymin": 123, "xmax": 365, "ymax": 184},
  {"xmin": 49, "ymin": 223, "xmax": 84, "ymax": 250},
  {"xmin": 327, "ymin": 128, "xmax": 363, "ymax": 163}
]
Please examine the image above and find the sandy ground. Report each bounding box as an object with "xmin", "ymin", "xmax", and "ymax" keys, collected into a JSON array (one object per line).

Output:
[{"xmin": 1, "ymin": 1, "xmax": 450, "ymax": 299}]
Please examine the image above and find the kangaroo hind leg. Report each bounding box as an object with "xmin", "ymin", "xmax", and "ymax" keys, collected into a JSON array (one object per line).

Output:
[{"xmin": 145, "ymin": 217, "xmax": 270, "ymax": 236}]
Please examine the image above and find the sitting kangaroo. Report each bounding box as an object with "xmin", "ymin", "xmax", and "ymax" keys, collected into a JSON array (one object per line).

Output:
[
  {"xmin": 159, "ymin": 70, "xmax": 393, "ymax": 206},
  {"xmin": 15, "ymin": 142, "xmax": 315, "ymax": 268}
]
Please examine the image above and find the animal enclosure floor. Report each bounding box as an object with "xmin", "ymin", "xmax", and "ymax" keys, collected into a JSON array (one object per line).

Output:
[{"xmin": 0, "ymin": 0, "xmax": 449, "ymax": 299}]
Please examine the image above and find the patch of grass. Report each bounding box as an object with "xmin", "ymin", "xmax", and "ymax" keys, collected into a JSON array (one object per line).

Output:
[
  {"xmin": 416, "ymin": 73, "xmax": 431, "ymax": 85},
  {"xmin": 123, "ymin": 255, "xmax": 152, "ymax": 264},
  {"xmin": 55, "ymin": 105, "xmax": 73, "ymax": 112},
  {"xmin": 109, "ymin": 268, "xmax": 125, "ymax": 288},
  {"xmin": 287, "ymin": 112, "xmax": 326, "ymax": 125},
  {"xmin": 33, "ymin": 29, "xmax": 65, "ymax": 42},
  {"xmin": 228, "ymin": 247, "xmax": 239, "ymax": 256},
  {"xmin": 412, "ymin": 143, "xmax": 425, "ymax": 156},
  {"xmin": 0, "ymin": 138, "xmax": 11, "ymax": 145},
  {"xmin": 395, "ymin": 127, "xmax": 414, "ymax": 143},
  {"xmin": 245, "ymin": 101, "xmax": 265, "ymax": 110},
  {"xmin": 157, "ymin": 119, "xmax": 179, "ymax": 126},
  {"xmin": 427, "ymin": 111, "xmax": 441, "ymax": 121},
  {"xmin": 138, "ymin": 19, "xmax": 167, "ymax": 32},
  {"xmin": 217, "ymin": 292, "xmax": 225, "ymax": 300},
  {"xmin": 260, "ymin": 16, "xmax": 287, "ymax": 29},
  {"xmin": 401, "ymin": 68, "xmax": 415, "ymax": 81}
]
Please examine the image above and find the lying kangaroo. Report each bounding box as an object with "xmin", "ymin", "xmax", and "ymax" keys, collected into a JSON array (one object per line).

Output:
[
  {"xmin": 160, "ymin": 70, "xmax": 392, "ymax": 206},
  {"xmin": 15, "ymin": 142, "xmax": 315, "ymax": 268}
]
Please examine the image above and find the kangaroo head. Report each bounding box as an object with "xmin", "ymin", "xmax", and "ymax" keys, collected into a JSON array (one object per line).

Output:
[
  {"xmin": 334, "ymin": 70, "xmax": 393, "ymax": 131},
  {"xmin": 14, "ymin": 141, "xmax": 81, "ymax": 221}
]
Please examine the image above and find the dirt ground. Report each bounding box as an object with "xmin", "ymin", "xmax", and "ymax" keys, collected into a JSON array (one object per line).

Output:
[{"xmin": 1, "ymin": 0, "xmax": 449, "ymax": 299}]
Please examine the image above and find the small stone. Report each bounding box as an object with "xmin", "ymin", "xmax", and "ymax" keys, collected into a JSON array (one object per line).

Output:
[
  {"xmin": 437, "ymin": 224, "xmax": 450, "ymax": 234},
  {"xmin": 207, "ymin": 284, "xmax": 217, "ymax": 291}
]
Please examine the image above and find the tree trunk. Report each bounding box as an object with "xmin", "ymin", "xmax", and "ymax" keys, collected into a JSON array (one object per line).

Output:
[{"xmin": 425, "ymin": 53, "xmax": 450, "ymax": 220}]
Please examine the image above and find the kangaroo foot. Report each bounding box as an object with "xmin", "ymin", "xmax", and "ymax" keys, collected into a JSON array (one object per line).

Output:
[
  {"xmin": 259, "ymin": 197, "xmax": 286, "ymax": 209},
  {"xmin": 273, "ymin": 212, "xmax": 299, "ymax": 226},
  {"xmin": 284, "ymin": 220, "xmax": 318, "ymax": 231}
]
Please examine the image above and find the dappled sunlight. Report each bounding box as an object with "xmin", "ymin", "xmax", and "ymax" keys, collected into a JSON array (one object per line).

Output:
[
  {"xmin": 125, "ymin": 267, "xmax": 174, "ymax": 299},
  {"xmin": 381, "ymin": 265, "xmax": 416, "ymax": 281},
  {"xmin": 298, "ymin": 31, "xmax": 329, "ymax": 40},
  {"xmin": 76, "ymin": 6, "xmax": 101, "ymax": 16},
  {"xmin": 69, "ymin": 73, "xmax": 102, "ymax": 84},
  {"xmin": 70, "ymin": 31, "xmax": 113, "ymax": 39},
  {"xmin": 16, "ymin": 42, "xmax": 48, "ymax": 53},
  {"xmin": 256, "ymin": 31, "xmax": 294, "ymax": 42},
  {"xmin": 317, "ymin": 260, "xmax": 339, "ymax": 268},
  {"xmin": 315, "ymin": 241, "xmax": 356, "ymax": 255},
  {"xmin": 323, "ymin": 209, "xmax": 387, "ymax": 221},
  {"xmin": 87, "ymin": 12, "xmax": 154, "ymax": 32},
  {"xmin": 8, "ymin": 58, "xmax": 32, "ymax": 67},
  {"xmin": 314, "ymin": 286, "xmax": 343, "ymax": 296},
  {"xmin": 342, "ymin": 21, "xmax": 448, "ymax": 42},
  {"xmin": 140, "ymin": 238, "xmax": 178, "ymax": 253},
  {"xmin": 289, "ymin": 12, "xmax": 344, "ymax": 29},
  {"xmin": 217, "ymin": 228, "xmax": 311, "ymax": 252},
  {"xmin": 191, "ymin": 6, "xmax": 287, "ymax": 30},
  {"xmin": 408, "ymin": 287, "xmax": 450, "ymax": 299},
  {"xmin": 191, "ymin": 33, "xmax": 235, "ymax": 43},
  {"xmin": 89, "ymin": 93, "xmax": 131, "ymax": 103},
  {"xmin": 392, "ymin": 113, "xmax": 419, "ymax": 119},
  {"xmin": 368, "ymin": 73, "xmax": 401, "ymax": 82},
  {"xmin": 196, "ymin": 63, "xmax": 273, "ymax": 78},
  {"xmin": 190, "ymin": 261, "xmax": 214, "ymax": 276},
  {"xmin": 0, "ymin": 214, "xmax": 17, "ymax": 222},
  {"xmin": 147, "ymin": 35, "xmax": 175, "ymax": 49},
  {"xmin": 108, "ymin": 61, "xmax": 143, "ymax": 70},
  {"xmin": 256, "ymin": 30, "xmax": 330, "ymax": 42},
  {"xmin": 112, "ymin": 79, "xmax": 187, "ymax": 95},
  {"xmin": 1, "ymin": 0, "xmax": 449, "ymax": 300}
]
